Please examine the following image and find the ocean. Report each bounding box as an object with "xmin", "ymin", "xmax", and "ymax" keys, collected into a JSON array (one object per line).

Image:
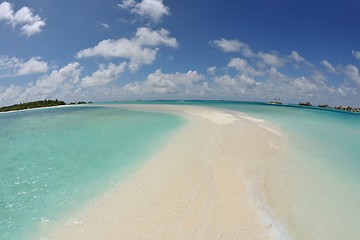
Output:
[
  {"xmin": 116, "ymin": 100, "xmax": 360, "ymax": 239},
  {"xmin": 0, "ymin": 101, "xmax": 359, "ymax": 240},
  {"xmin": 204, "ymin": 101, "xmax": 360, "ymax": 240},
  {"xmin": 0, "ymin": 105, "xmax": 184, "ymax": 240}
]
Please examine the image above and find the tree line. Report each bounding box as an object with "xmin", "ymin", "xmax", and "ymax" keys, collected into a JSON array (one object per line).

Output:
[{"xmin": 0, "ymin": 99, "xmax": 66, "ymax": 112}]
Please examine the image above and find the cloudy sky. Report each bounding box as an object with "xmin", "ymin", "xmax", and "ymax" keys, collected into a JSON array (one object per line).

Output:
[{"xmin": 1, "ymin": 0, "xmax": 360, "ymax": 106}]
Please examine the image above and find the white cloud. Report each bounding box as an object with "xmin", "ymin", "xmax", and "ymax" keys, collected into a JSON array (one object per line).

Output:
[
  {"xmin": 267, "ymin": 67, "xmax": 288, "ymax": 81},
  {"xmin": 100, "ymin": 22, "xmax": 110, "ymax": 29},
  {"xmin": 76, "ymin": 27, "xmax": 177, "ymax": 72},
  {"xmin": 321, "ymin": 59, "xmax": 336, "ymax": 73},
  {"xmin": 0, "ymin": 1, "xmax": 45, "ymax": 36},
  {"xmin": 77, "ymin": 38, "xmax": 157, "ymax": 72},
  {"xmin": 237, "ymin": 74, "xmax": 257, "ymax": 86},
  {"xmin": 16, "ymin": 57, "xmax": 48, "ymax": 76},
  {"xmin": 212, "ymin": 73, "xmax": 259, "ymax": 97},
  {"xmin": 289, "ymin": 51, "xmax": 304, "ymax": 62},
  {"xmin": 118, "ymin": 0, "xmax": 170, "ymax": 23},
  {"xmin": 0, "ymin": 55, "xmax": 48, "ymax": 77},
  {"xmin": 0, "ymin": 84, "xmax": 21, "ymax": 106},
  {"xmin": 135, "ymin": 27, "xmax": 178, "ymax": 47},
  {"xmin": 80, "ymin": 62, "xmax": 126, "ymax": 88},
  {"xmin": 345, "ymin": 64, "xmax": 360, "ymax": 86},
  {"xmin": 0, "ymin": 55, "xmax": 19, "ymax": 71},
  {"xmin": 292, "ymin": 76, "xmax": 320, "ymax": 93},
  {"xmin": 0, "ymin": 1, "xmax": 13, "ymax": 20},
  {"xmin": 124, "ymin": 69, "xmax": 206, "ymax": 96},
  {"xmin": 288, "ymin": 51, "xmax": 313, "ymax": 68},
  {"xmin": 209, "ymin": 40, "xmax": 359, "ymax": 104},
  {"xmin": 227, "ymin": 57, "xmax": 263, "ymax": 76},
  {"xmin": 258, "ymin": 51, "xmax": 284, "ymax": 67},
  {"xmin": 214, "ymin": 74, "xmax": 236, "ymax": 87},
  {"xmin": 19, "ymin": 62, "xmax": 82, "ymax": 102},
  {"xmin": 210, "ymin": 39, "xmax": 243, "ymax": 53},
  {"xmin": 210, "ymin": 60, "xmax": 351, "ymax": 105},
  {"xmin": 207, "ymin": 66, "xmax": 216, "ymax": 75},
  {"xmin": 215, "ymin": 74, "xmax": 257, "ymax": 88},
  {"xmin": 213, "ymin": 39, "xmax": 319, "ymax": 70},
  {"xmin": 212, "ymin": 38, "xmax": 285, "ymax": 68},
  {"xmin": 310, "ymin": 70, "xmax": 325, "ymax": 81},
  {"xmin": 352, "ymin": 50, "xmax": 360, "ymax": 60},
  {"xmin": 228, "ymin": 57, "xmax": 248, "ymax": 71}
]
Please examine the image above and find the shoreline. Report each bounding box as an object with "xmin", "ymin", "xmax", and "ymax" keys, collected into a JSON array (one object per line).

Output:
[
  {"xmin": 0, "ymin": 104, "xmax": 74, "ymax": 115},
  {"xmin": 38, "ymin": 104, "xmax": 289, "ymax": 240}
]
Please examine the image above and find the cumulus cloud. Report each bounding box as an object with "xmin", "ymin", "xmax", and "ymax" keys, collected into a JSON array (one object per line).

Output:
[
  {"xmin": 257, "ymin": 51, "xmax": 284, "ymax": 67},
  {"xmin": 287, "ymin": 51, "xmax": 314, "ymax": 69},
  {"xmin": 321, "ymin": 59, "xmax": 336, "ymax": 73},
  {"xmin": 213, "ymin": 73, "xmax": 258, "ymax": 95},
  {"xmin": 227, "ymin": 57, "xmax": 263, "ymax": 76},
  {"xmin": 118, "ymin": 0, "xmax": 170, "ymax": 23},
  {"xmin": 134, "ymin": 27, "xmax": 177, "ymax": 47},
  {"xmin": 0, "ymin": 63, "xmax": 82, "ymax": 106},
  {"xmin": 352, "ymin": 50, "xmax": 360, "ymax": 60},
  {"xmin": 209, "ymin": 54, "xmax": 352, "ymax": 105},
  {"xmin": 80, "ymin": 62, "xmax": 126, "ymax": 88},
  {"xmin": 210, "ymin": 39, "xmax": 243, "ymax": 53},
  {"xmin": 208, "ymin": 39, "xmax": 357, "ymax": 103},
  {"xmin": 0, "ymin": 1, "xmax": 45, "ymax": 36},
  {"xmin": 76, "ymin": 27, "xmax": 178, "ymax": 72},
  {"xmin": 267, "ymin": 67, "xmax": 288, "ymax": 81},
  {"xmin": 345, "ymin": 64, "xmax": 360, "ymax": 86},
  {"xmin": 292, "ymin": 76, "xmax": 321, "ymax": 94},
  {"xmin": 213, "ymin": 75, "xmax": 237, "ymax": 87},
  {"xmin": 0, "ymin": 55, "xmax": 48, "ymax": 77},
  {"xmin": 212, "ymin": 38, "xmax": 287, "ymax": 68},
  {"xmin": 124, "ymin": 69, "xmax": 206, "ymax": 96},
  {"xmin": 16, "ymin": 57, "xmax": 49, "ymax": 76},
  {"xmin": 0, "ymin": 61, "xmax": 130, "ymax": 105},
  {"xmin": 289, "ymin": 51, "xmax": 305, "ymax": 63},
  {"xmin": 0, "ymin": 84, "xmax": 21, "ymax": 106},
  {"xmin": 207, "ymin": 66, "xmax": 216, "ymax": 75},
  {"xmin": 212, "ymin": 39, "xmax": 321, "ymax": 70},
  {"xmin": 0, "ymin": 55, "xmax": 19, "ymax": 71},
  {"xmin": 19, "ymin": 62, "xmax": 82, "ymax": 102}
]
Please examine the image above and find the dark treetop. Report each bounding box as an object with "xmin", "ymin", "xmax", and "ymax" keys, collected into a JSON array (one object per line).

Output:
[{"xmin": 0, "ymin": 99, "xmax": 66, "ymax": 112}]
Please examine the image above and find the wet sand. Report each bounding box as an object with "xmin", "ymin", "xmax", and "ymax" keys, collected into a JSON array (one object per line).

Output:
[{"xmin": 44, "ymin": 104, "xmax": 287, "ymax": 240}]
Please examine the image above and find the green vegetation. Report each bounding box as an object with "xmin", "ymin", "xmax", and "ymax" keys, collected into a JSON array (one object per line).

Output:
[{"xmin": 0, "ymin": 99, "xmax": 66, "ymax": 112}]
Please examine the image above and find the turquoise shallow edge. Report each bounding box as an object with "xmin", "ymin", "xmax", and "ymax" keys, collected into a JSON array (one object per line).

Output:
[
  {"xmin": 1, "ymin": 101, "xmax": 359, "ymax": 240},
  {"xmin": 104, "ymin": 100, "xmax": 360, "ymax": 240},
  {"xmin": 0, "ymin": 105, "xmax": 185, "ymax": 240}
]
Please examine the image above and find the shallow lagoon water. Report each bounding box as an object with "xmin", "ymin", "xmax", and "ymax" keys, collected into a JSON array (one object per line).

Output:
[
  {"xmin": 118, "ymin": 100, "xmax": 360, "ymax": 239},
  {"xmin": 200, "ymin": 101, "xmax": 360, "ymax": 240},
  {"xmin": 1, "ymin": 101, "xmax": 359, "ymax": 240},
  {"xmin": 0, "ymin": 106, "xmax": 184, "ymax": 240}
]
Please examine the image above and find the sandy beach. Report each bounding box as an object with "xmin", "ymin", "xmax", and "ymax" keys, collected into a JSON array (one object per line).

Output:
[{"xmin": 42, "ymin": 104, "xmax": 287, "ymax": 240}]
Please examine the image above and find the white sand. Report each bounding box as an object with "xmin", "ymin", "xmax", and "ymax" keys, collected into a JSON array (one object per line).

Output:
[{"xmin": 42, "ymin": 104, "xmax": 287, "ymax": 240}]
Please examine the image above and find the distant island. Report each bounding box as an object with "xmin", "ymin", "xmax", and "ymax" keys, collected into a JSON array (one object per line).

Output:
[
  {"xmin": 298, "ymin": 102, "xmax": 360, "ymax": 112},
  {"xmin": 1, "ymin": 99, "xmax": 359, "ymax": 114},
  {"xmin": 267, "ymin": 100, "xmax": 360, "ymax": 113},
  {"xmin": 0, "ymin": 99, "xmax": 66, "ymax": 112}
]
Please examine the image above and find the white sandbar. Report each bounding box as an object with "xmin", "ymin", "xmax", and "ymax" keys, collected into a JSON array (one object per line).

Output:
[{"xmin": 43, "ymin": 104, "xmax": 287, "ymax": 240}]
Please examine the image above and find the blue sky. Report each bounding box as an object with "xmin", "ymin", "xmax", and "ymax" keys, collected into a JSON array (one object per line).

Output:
[{"xmin": 1, "ymin": 0, "xmax": 360, "ymax": 106}]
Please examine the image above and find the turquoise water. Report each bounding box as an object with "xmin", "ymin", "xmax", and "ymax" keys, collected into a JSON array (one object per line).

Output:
[
  {"xmin": 112, "ymin": 101, "xmax": 360, "ymax": 239},
  {"xmin": 203, "ymin": 102, "xmax": 360, "ymax": 240},
  {"xmin": 0, "ymin": 106, "xmax": 184, "ymax": 240},
  {"xmin": 1, "ymin": 101, "xmax": 360, "ymax": 240}
]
